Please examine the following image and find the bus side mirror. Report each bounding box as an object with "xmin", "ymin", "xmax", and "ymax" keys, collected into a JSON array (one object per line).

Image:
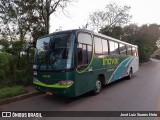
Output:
[{"xmin": 27, "ymin": 46, "xmax": 36, "ymax": 64}]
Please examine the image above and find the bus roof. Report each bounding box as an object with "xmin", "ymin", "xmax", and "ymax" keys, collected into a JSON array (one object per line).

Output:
[{"xmin": 39, "ymin": 29, "xmax": 138, "ymax": 48}]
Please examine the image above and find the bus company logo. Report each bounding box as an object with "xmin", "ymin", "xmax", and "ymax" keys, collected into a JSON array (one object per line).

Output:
[
  {"xmin": 2, "ymin": 112, "xmax": 11, "ymax": 117},
  {"xmin": 103, "ymin": 58, "xmax": 119, "ymax": 65}
]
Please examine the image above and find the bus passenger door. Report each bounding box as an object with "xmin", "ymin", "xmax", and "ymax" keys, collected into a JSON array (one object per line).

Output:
[{"xmin": 75, "ymin": 33, "xmax": 93, "ymax": 96}]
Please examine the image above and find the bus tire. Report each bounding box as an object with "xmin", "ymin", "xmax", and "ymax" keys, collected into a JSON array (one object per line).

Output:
[
  {"xmin": 127, "ymin": 68, "xmax": 132, "ymax": 80},
  {"xmin": 92, "ymin": 79, "xmax": 102, "ymax": 95}
]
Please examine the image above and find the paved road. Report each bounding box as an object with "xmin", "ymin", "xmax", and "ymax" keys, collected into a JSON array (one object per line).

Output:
[{"xmin": 0, "ymin": 60, "xmax": 160, "ymax": 120}]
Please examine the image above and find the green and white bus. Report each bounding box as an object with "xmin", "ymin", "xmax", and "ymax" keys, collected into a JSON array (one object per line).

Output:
[{"xmin": 32, "ymin": 29, "xmax": 139, "ymax": 97}]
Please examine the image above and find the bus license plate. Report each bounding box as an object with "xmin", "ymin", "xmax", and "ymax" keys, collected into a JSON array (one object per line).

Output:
[{"xmin": 46, "ymin": 92, "xmax": 53, "ymax": 96}]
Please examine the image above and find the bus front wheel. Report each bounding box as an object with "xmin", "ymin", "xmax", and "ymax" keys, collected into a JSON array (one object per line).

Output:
[{"xmin": 92, "ymin": 80, "xmax": 102, "ymax": 95}]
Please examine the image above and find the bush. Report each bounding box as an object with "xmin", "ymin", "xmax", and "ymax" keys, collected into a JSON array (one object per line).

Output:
[
  {"xmin": 0, "ymin": 86, "xmax": 27, "ymax": 100},
  {"xmin": 0, "ymin": 70, "xmax": 5, "ymax": 79},
  {"xmin": 0, "ymin": 52, "xmax": 10, "ymax": 79},
  {"xmin": 0, "ymin": 52, "xmax": 9, "ymax": 67},
  {"xmin": 0, "ymin": 52, "xmax": 10, "ymax": 68},
  {"xmin": 13, "ymin": 69, "xmax": 31, "ymax": 86}
]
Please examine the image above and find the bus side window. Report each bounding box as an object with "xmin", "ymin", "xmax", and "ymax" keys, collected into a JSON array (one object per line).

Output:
[
  {"xmin": 132, "ymin": 47, "xmax": 136, "ymax": 56},
  {"xmin": 109, "ymin": 41, "xmax": 119, "ymax": 55},
  {"xmin": 94, "ymin": 37, "xmax": 102, "ymax": 54},
  {"xmin": 109, "ymin": 41, "xmax": 115, "ymax": 55},
  {"xmin": 119, "ymin": 43, "xmax": 126, "ymax": 55},
  {"xmin": 127, "ymin": 46, "xmax": 132, "ymax": 55},
  {"xmin": 77, "ymin": 33, "xmax": 92, "ymax": 66},
  {"xmin": 132, "ymin": 47, "xmax": 138, "ymax": 56},
  {"xmin": 102, "ymin": 39, "xmax": 108, "ymax": 55},
  {"xmin": 115, "ymin": 42, "xmax": 119, "ymax": 54}
]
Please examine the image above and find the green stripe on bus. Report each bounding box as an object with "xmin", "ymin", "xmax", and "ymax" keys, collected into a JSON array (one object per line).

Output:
[{"xmin": 33, "ymin": 81, "xmax": 73, "ymax": 88}]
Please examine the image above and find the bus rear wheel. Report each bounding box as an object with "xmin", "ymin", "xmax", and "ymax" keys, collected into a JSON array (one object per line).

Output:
[
  {"xmin": 127, "ymin": 68, "xmax": 132, "ymax": 80},
  {"xmin": 93, "ymin": 79, "xmax": 102, "ymax": 95}
]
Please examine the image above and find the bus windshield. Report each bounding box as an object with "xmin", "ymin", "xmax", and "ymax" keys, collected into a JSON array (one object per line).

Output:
[{"xmin": 34, "ymin": 33, "xmax": 75, "ymax": 71}]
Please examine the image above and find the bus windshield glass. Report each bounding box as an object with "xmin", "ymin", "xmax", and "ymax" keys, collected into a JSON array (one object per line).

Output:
[{"xmin": 34, "ymin": 33, "xmax": 75, "ymax": 71}]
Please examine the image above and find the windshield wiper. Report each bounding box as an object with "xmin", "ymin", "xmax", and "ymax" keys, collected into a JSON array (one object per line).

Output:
[
  {"xmin": 46, "ymin": 49, "xmax": 55, "ymax": 70},
  {"xmin": 37, "ymin": 60, "xmax": 42, "ymax": 70}
]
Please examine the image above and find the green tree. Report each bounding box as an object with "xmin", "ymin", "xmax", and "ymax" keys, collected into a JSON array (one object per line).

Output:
[
  {"xmin": 0, "ymin": 52, "xmax": 10, "ymax": 79},
  {"xmin": 122, "ymin": 24, "xmax": 139, "ymax": 44},
  {"xmin": 0, "ymin": 39, "xmax": 10, "ymax": 52},
  {"xmin": 100, "ymin": 25, "xmax": 123, "ymax": 39},
  {"xmin": 0, "ymin": 0, "xmax": 76, "ymax": 85},
  {"xmin": 156, "ymin": 38, "xmax": 160, "ymax": 48},
  {"xmin": 122, "ymin": 24, "xmax": 160, "ymax": 62},
  {"xmin": 0, "ymin": 0, "xmax": 75, "ymax": 43},
  {"xmin": 0, "ymin": 0, "xmax": 17, "ymax": 41}
]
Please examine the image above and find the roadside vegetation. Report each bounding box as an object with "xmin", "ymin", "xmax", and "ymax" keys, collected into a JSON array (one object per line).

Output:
[
  {"xmin": 0, "ymin": 86, "xmax": 27, "ymax": 100},
  {"xmin": 0, "ymin": 0, "xmax": 74, "ymax": 99},
  {"xmin": 0, "ymin": 1, "xmax": 160, "ymax": 99}
]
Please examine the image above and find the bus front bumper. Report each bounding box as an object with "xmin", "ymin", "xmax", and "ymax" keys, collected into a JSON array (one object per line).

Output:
[{"xmin": 33, "ymin": 81, "xmax": 75, "ymax": 97}]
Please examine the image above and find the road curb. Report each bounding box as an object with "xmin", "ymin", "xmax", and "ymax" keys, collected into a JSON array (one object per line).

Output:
[
  {"xmin": 0, "ymin": 91, "xmax": 42, "ymax": 106},
  {"xmin": 139, "ymin": 60, "xmax": 151, "ymax": 66}
]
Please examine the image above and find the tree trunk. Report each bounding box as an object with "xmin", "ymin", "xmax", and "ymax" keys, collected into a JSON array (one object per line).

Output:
[
  {"xmin": 45, "ymin": 14, "xmax": 50, "ymax": 34},
  {"xmin": 45, "ymin": 0, "xmax": 50, "ymax": 34}
]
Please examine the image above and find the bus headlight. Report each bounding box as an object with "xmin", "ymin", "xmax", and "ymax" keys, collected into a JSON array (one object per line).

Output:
[
  {"xmin": 33, "ymin": 77, "xmax": 39, "ymax": 82},
  {"xmin": 58, "ymin": 80, "xmax": 73, "ymax": 86}
]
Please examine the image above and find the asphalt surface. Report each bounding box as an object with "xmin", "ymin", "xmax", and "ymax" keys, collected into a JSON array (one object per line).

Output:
[{"xmin": 0, "ymin": 59, "xmax": 160, "ymax": 120}]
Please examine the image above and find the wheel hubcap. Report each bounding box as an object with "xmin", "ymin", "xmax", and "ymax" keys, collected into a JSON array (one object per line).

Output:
[{"xmin": 95, "ymin": 81, "xmax": 101, "ymax": 92}]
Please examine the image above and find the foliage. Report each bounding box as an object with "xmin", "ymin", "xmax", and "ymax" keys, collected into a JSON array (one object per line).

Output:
[
  {"xmin": 0, "ymin": 0, "xmax": 75, "ymax": 89},
  {"xmin": 13, "ymin": 69, "xmax": 32, "ymax": 86},
  {"xmin": 0, "ymin": 52, "xmax": 10, "ymax": 79},
  {"xmin": 124, "ymin": 24, "xmax": 160, "ymax": 62},
  {"xmin": 0, "ymin": 39, "xmax": 10, "ymax": 52},
  {"xmin": 156, "ymin": 39, "xmax": 160, "ymax": 48},
  {"xmin": 154, "ymin": 48, "xmax": 160, "ymax": 54},
  {"xmin": 0, "ymin": 52, "xmax": 9, "ymax": 69},
  {"xmin": 0, "ymin": 70, "xmax": 5, "ymax": 80},
  {"xmin": 0, "ymin": 0, "xmax": 75, "ymax": 44},
  {"xmin": 0, "ymin": 0, "xmax": 75, "ymax": 90},
  {"xmin": 13, "ymin": 69, "xmax": 25, "ymax": 85},
  {"xmin": 88, "ymin": 2, "xmax": 131, "ymax": 31},
  {"xmin": 0, "ymin": 86, "xmax": 27, "ymax": 100},
  {"xmin": 0, "ymin": 41, "xmax": 32, "ymax": 85},
  {"xmin": 0, "ymin": 0, "xmax": 45, "ymax": 44},
  {"xmin": 100, "ymin": 25, "xmax": 124, "ymax": 39}
]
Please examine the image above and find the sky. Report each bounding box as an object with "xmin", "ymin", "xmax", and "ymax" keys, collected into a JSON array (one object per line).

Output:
[{"xmin": 50, "ymin": 0, "xmax": 160, "ymax": 33}]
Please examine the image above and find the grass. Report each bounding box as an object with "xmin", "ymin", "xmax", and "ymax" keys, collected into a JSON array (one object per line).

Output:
[{"xmin": 0, "ymin": 86, "xmax": 28, "ymax": 100}]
